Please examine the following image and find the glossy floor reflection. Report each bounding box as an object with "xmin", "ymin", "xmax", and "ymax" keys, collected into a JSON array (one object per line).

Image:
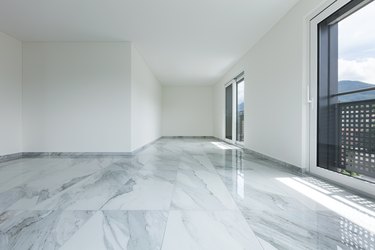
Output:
[{"xmin": 0, "ymin": 138, "xmax": 374, "ymax": 250}]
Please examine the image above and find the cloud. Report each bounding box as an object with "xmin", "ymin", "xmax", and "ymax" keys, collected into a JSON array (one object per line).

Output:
[
  {"xmin": 338, "ymin": 1, "xmax": 375, "ymax": 60},
  {"xmin": 339, "ymin": 58, "xmax": 375, "ymax": 84},
  {"xmin": 337, "ymin": 1, "xmax": 375, "ymax": 85}
]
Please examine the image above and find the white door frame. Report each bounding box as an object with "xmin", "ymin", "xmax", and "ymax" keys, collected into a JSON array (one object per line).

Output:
[
  {"xmin": 224, "ymin": 80, "xmax": 237, "ymax": 145},
  {"xmin": 307, "ymin": 0, "xmax": 375, "ymax": 197},
  {"xmin": 235, "ymin": 77, "xmax": 245, "ymax": 147},
  {"xmin": 224, "ymin": 78, "xmax": 245, "ymax": 146}
]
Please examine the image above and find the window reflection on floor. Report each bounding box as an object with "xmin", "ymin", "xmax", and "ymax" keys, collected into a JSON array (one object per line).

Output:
[
  {"xmin": 224, "ymin": 150, "xmax": 245, "ymax": 199},
  {"xmin": 277, "ymin": 176, "xmax": 375, "ymax": 249},
  {"xmin": 339, "ymin": 216, "xmax": 374, "ymax": 250},
  {"xmin": 210, "ymin": 141, "xmax": 241, "ymax": 150}
]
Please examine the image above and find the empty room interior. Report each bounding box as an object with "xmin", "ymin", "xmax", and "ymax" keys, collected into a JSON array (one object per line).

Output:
[{"xmin": 1, "ymin": 0, "xmax": 375, "ymax": 249}]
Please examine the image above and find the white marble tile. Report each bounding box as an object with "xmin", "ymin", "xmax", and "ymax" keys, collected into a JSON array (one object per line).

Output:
[
  {"xmin": 0, "ymin": 152, "xmax": 178, "ymax": 211},
  {"xmin": 213, "ymin": 160, "xmax": 375, "ymax": 249},
  {"xmin": 256, "ymin": 237, "xmax": 278, "ymax": 250},
  {"xmin": 60, "ymin": 211, "xmax": 168, "ymax": 250},
  {"xmin": 161, "ymin": 210, "xmax": 263, "ymax": 250},
  {"xmin": 0, "ymin": 210, "xmax": 93, "ymax": 250},
  {"xmin": 28, "ymin": 164, "xmax": 138, "ymax": 210},
  {"xmin": 171, "ymin": 167, "xmax": 238, "ymax": 210},
  {"xmin": 0, "ymin": 157, "xmax": 117, "ymax": 192},
  {"xmin": 101, "ymin": 166, "xmax": 177, "ymax": 210},
  {"xmin": 0, "ymin": 138, "xmax": 374, "ymax": 250},
  {"xmin": 0, "ymin": 157, "xmax": 120, "ymax": 210},
  {"xmin": 213, "ymin": 160, "xmax": 329, "ymax": 211},
  {"xmin": 179, "ymin": 155, "xmax": 217, "ymax": 173}
]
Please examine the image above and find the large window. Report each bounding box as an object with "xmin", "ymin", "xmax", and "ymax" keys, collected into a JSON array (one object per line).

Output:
[
  {"xmin": 225, "ymin": 85, "xmax": 233, "ymax": 140},
  {"xmin": 317, "ymin": 0, "xmax": 375, "ymax": 181},
  {"xmin": 236, "ymin": 79, "xmax": 244, "ymax": 142},
  {"xmin": 225, "ymin": 72, "xmax": 245, "ymax": 143}
]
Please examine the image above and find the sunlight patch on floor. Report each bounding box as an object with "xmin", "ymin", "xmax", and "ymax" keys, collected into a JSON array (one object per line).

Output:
[
  {"xmin": 211, "ymin": 142, "xmax": 241, "ymax": 150},
  {"xmin": 276, "ymin": 177, "xmax": 375, "ymax": 234}
]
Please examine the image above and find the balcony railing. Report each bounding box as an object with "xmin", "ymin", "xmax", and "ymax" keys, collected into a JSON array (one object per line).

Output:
[{"xmin": 338, "ymin": 99, "xmax": 375, "ymax": 178}]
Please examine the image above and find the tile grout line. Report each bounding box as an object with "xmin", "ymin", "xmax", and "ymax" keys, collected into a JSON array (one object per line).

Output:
[
  {"xmin": 158, "ymin": 144, "xmax": 183, "ymax": 250},
  {"xmin": 204, "ymin": 149, "xmax": 266, "ymax": 250}
]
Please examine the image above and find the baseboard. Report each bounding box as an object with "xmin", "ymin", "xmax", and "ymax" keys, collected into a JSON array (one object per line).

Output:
[
  {"xmin": 21, "ymin": 152, "xmax": 133, "ymax": 158},
  {"xmin": 213, "ymin": 136, "xmax": 304, "ymax": 175},
  {"xmin": 1, "ymin": 138, "xmax": 162, "ymax": 162},
  {"xmin": 162, "ymin": 136, "xmax": 216, "ymax": 139}
]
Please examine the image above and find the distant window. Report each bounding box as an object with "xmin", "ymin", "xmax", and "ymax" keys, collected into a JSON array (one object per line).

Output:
[
  {"xmin": 225, "ymin": 84, "xmax": 233, "ymax": 140},
  {"xmin": 236, "ymin": 78, "xmax": 244, "ymax": 142},
  {"xmin": 225, "ymin": 72, "xmax": 245, "ymax": 143}
]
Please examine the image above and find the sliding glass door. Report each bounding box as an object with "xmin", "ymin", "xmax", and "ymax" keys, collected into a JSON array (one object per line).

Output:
[
  {"xmin": 236, "ymin": 79, "xmax": 244, "ymax": 142},
  {"xmin": 225, "ymin": 72, "xmax": 245, "ymax": 144},
  {"xmin": 225, "ymin": 84, "xmax": 233, "ymax": 140},
  {"xmin": 317, "ymin": 0, "xmax": 375, "ymax": 181},
  {"xmin": 309, "ymin": 0, "xmax": 375, "ymax": 195}
]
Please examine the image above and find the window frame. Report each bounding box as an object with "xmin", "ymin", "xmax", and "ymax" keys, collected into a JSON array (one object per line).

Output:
[
  {"xmin": 308, "ymin": 0, "xmax": 375, "ymax": 197},
  {"xmin": 224, "ymin": 72, "xmax": 245, "ymax": 146}
]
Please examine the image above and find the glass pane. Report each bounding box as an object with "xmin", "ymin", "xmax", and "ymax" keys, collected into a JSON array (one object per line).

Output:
[
  {"xmin": 338, "ymin": 89, "xmax": 375, "ymax": 103},
  {"xmin": 225, "ymin": 85, "xmax": 233, "ymax": 140},
  {"xmin": 337, "ymin": 1, "xmax": 375, "ymax": 179},
  {"xmin": 318, "ymin": 0, "xmax": 375, "ymax": 181},
  {"xmin": 236, "ymin": 80, "xmax": 244, "ymax": 142},
  {"xmin": 338, "ymin": 1, "xmax": 375, "ymax": 95}
]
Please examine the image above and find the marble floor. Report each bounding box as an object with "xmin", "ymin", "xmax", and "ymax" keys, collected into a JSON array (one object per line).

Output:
[{"xmin": 0, "ymin": 138, "xmax": 374, "ymax": 250}]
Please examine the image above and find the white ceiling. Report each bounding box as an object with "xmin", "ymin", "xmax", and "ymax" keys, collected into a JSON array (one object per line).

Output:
[{"xmin": 0, "ymin": 0, "xmax": 299, "ymax": 85}]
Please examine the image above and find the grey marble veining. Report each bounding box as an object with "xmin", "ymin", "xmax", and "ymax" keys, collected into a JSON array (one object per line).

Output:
[
  {"xmin": 161, "ymin": 210, "xmax": 263, "ymax": 250},
  {"xmin": 171, "ymin": 163, "xmax": 238, "ymax": 210},
  {"xmin": 0, "ymin": 153, "xmax": 22, "ymax": 164},
  {"xmin": 0, "ymin": 210, "xmax": 94, "ymax": 250},
  {"xmin": 0, "ymin": 157, "xmax": 124, "ymax": 210},
  {"xmin": 208, "ymin": 150, "xmax": 375, "ymax": 250},
  {"xmin": 60, "ymin": 211, "xmax": 168, "ymax": 250},
  {"xmin": 0, "ymin": 138, "xmax": 374, "ymax": 249},
  {"xmin": 22, "ymin": 152, "xmax": 134, "ymax": 157}
]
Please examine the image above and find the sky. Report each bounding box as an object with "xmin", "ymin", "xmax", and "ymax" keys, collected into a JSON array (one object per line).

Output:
[
  {"xmin": 338, "ymin": 0, "xmax": 375, "ymax": 84},
  {"xmin": 237, "ymin": 81, "xmax": 244, "ymax": 111}
]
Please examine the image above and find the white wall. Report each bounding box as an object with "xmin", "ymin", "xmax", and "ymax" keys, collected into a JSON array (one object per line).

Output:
[
  {"xmin": 131, "ymin": 46, "xmax": 162, "ymax": 151},
  {"xmin": 0, "ymin": 32, "xmax": 22, "ymax": 156},
  {"xmin": 22, "ymin": 42, "xmax": 132, "ymax": 152},
  {"xmin": 162, "ymin": 85, "xmax": 213, "ymax": 136},
  {"xmin": 213, "ymin": 0, "xmax": 323, "ymax": 168}
]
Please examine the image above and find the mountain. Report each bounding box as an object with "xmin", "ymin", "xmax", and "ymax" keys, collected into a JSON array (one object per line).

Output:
[
  {"xmin": 338, "ymin": 80, "xmax": 373, "ymax": 92},
  {"xmin": 338, "ymin": 80, "xmax": 375, "ymax": 102}
]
